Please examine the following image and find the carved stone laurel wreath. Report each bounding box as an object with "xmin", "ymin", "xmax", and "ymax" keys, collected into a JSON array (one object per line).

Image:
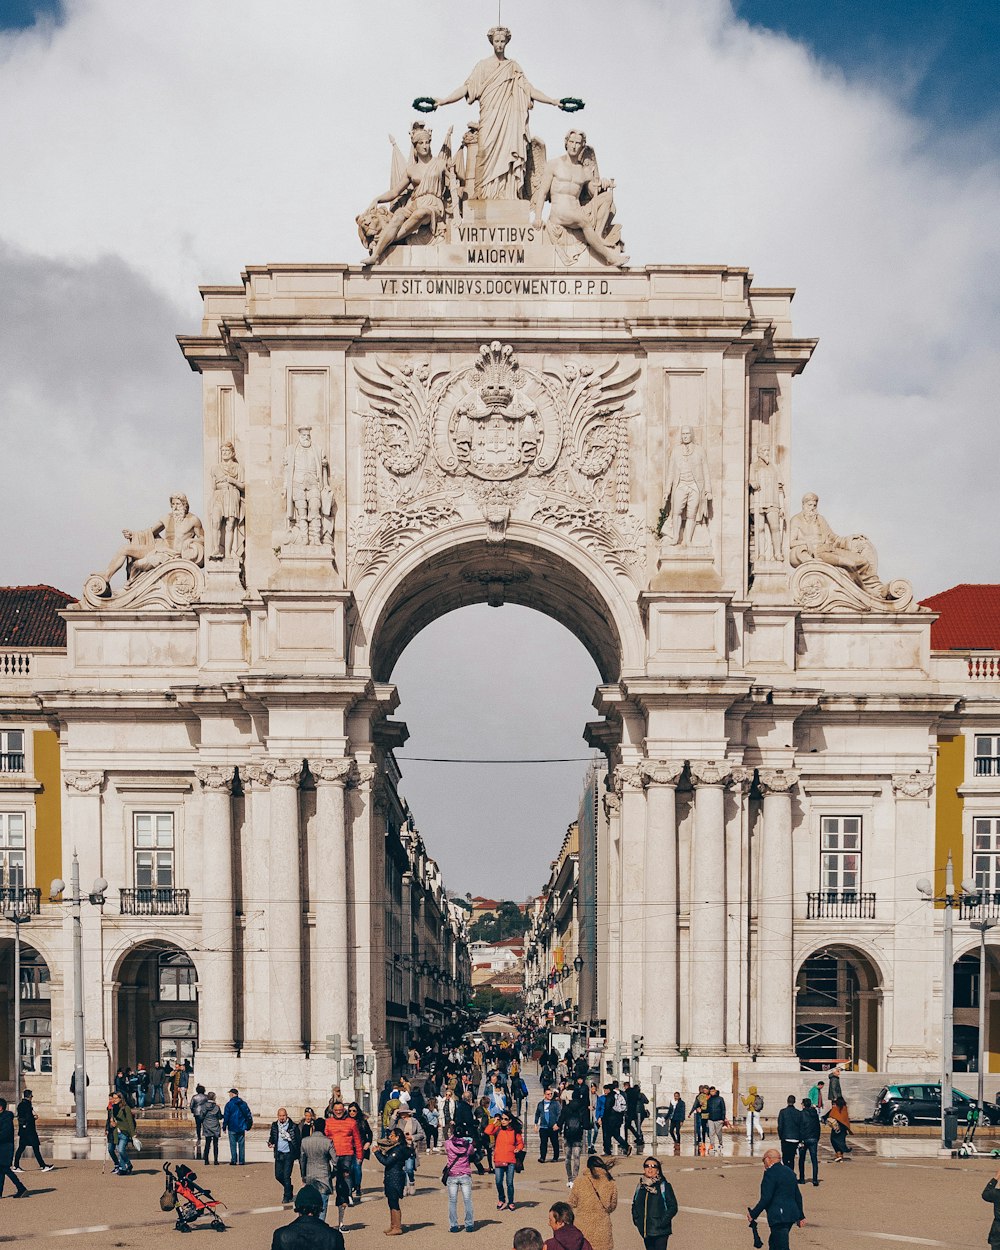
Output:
[
  {"xmin": 349, "ymin": 343, "xmax": 645, "ymax": 583},
  {"xmin": 81, "ymin": 560, "xmax": 205, "ymax": 611}
]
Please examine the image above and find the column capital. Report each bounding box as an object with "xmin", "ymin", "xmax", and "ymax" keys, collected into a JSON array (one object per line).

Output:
[
  {"xmin": 639, "ymin": 759, "xmax": 684, "ymax": 787},
  {"xmin": 242, "ymin": 761, "xmax": 270, "ymax": 789},
  {"xmin": 350, "ymin": 762, "xmax": 377, "ymax": 788},
  {"xmin": 689, "ymin": 760, "xmax": 732, "ymax": 787},
  {"xmin": 312, "ymin": 758, "xmax": 353, "ymax": 786},
  {"xmin": 243, "ymin": 759, "xmax": 302, "ymax": 788},
  {"xmin": 730, "ymin": 765, "xmax": 756, "ymax": 793},
  {"xmin": 758, "ymin": 767, "xmax": 800, "ymax": 794},
  {"xmin": 194, "ymin": 764, "xmax": 234, "ymax": 793},
  {"xmin": 891, "ymin": 772, "xmax": 934, "ymax": 798},
  {"xmin": 602, "ymin": 791, "xmax": 621, "ymax": 819},
  {"xmin": 613, "ymin": 763, "xmax": 648, "ymax": 794},
  {"xmin": 64, "ymin": 769, "xmax": 104, "ymax": 793}
]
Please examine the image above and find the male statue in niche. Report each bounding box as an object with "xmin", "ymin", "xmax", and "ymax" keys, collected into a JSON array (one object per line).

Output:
[
  {"xmin": 663, "ymin": 426, "xmax": 712, "ymax": 547},
  {"xmin": 749, "ymin": 444, "xmax": 784, "ymax": 562},
  {"xmin": 283, "ymin": 425, "xmax": 334, "ymax": 546},
  {"xmin": 209, "ymin": 441, "xmax": 245, "ymax": 561}
]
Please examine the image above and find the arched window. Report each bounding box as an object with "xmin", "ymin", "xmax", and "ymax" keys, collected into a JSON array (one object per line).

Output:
[{"xmin": 158, "ymin": 950, "xmax": 196, "ymax": 1002}]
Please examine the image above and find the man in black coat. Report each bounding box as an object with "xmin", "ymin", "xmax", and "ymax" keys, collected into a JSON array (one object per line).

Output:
[
  {"xmin": 267, "ymin": 1108, "xmax": 303, "ymax": 1204},
  {"xmin": 748, "ymin": 1149, "xmax": 805, "ymax": 1250},
  {"xmin": 13, "ymin": 1089, "xmax": 52, "ymax": 1172},
  {"xmin": 797, "ymin": 1098, "xmax": 821, "ymax": 1187},
  {"xmin": 0, "ymin": 1098, "xmax": 29, "ymax": 1199},
  {"xmin": 271, "ymin": 1185, "xmax": 345, "ymax": 1248},
  {"xmin": 776, "ymin": 1095, "xmax": 803, "ymax": 1170}
]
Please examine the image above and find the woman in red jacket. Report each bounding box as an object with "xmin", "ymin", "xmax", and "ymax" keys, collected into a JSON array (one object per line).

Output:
[{"xmin": 486, "ymin": 1110, "xmax": 526, "ymax": 1211}]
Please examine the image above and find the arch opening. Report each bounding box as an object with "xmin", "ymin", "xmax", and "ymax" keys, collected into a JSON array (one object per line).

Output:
[
  {"xmin": 953, "ymin": 946, "xmax": 1000, "ymax": 1075},
  {"xmin": 0, "ymin": 941, "xmax": 51, "ymax": 1084},
  {"xmin": 115, "ymin": 941, "xmax": 199, "ymax": 1074},
  {"xmin": 795, "ymin": 944, "xmax": 882, "ymax": 1072}
]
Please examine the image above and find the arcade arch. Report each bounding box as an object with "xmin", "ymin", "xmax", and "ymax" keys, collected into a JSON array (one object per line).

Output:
[
  {"xmin": 115, "ymin": 941, "xmax": 199, "ymax": 1071},
  {"xmin": 795, "ymin": 943, "xmax": 883, "ymax": 1072},
  {"xmin": 0, "ymin": 939, "xmax": 52, "ymax": 1084}
]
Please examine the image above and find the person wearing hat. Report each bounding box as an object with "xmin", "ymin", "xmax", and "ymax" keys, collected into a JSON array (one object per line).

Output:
[
  {"xmin": 569, "ymin": 1153, "xmax": 616, "ymax": 1250},
  {"xmin": 270, "ymin": 1185, "xmax": 345, "ymax": 1249}
]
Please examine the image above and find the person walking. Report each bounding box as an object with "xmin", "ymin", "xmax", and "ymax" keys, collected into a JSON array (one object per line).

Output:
[
  {"xmin": 268, "ymin": 1107, "xmax": 302, "ymax": 1205},
  {"xmin": 667, "ymin": 1092, "xmax": 685, "ymax": 1147},
  {"xmin": 0, "ymin": 1098, "xmax": 29, "ymax": 1199},
  {"xmin": 444, "ymin": 1123, "xmax": 476, "ymax": 1233},
  {"xmin": 423, "ymin": 1097, "xmax": 441, "ymax": 1152},
  {"xmin": 982, "ymin": 1168, "xmax": 1000, "ymax": 1249},
  {"xmin": 704, "ymin": 1087, "xmax": 727, "ymax": 1157},
  {"xmin": 827, "ymin": 1069, "xmax": 843, "ymax": 1106},
  {"xmin": 797, "ymin": 1098, "xmax": 820, "ymax": 1187},
  {"xmin": 511, "ymin": 1070, "xmax": 529, "ymax": 1121},
  {"xmin": 201, "ymin": 1092, "xmax": 223, "ymax": 1165},
  {"xmin": 300, "ymin": 1116, "xmax": 335, "ymax": 1223},
  {"xmin": 559, "ymin": 1093, "xmax": 589, "ymax": 1189},
  {"xmin": 692, "ymin": 1086, "xmax": 709, "ymax": 1151},
  {"xmin": 600, "ymin": 1085, "xmax": 630, "ymax": 1156},
  {"xmin": 179, "ymin": 1059, "xmax": 192, "ymax": 1107},
  {"xmin": 827, "ymin": 1097, "xmax": 852, "ymax": 1162},
  {"xmin": 12, "ymin": 1090, "xmax": 52, "ymax": 1173},
  {"xmin": 348, "ymin": 1102, "xmax": 372, "ymax": 1202},
  {"xmin": 324, "ymin": 1100, "xmax": 364, "ymax": 1223},
  {"xmin": 624, "ymin": 1082, "xmax": 647, "ymax": 1152},
  {"xmin": 135, "ymin": 1064, "xmax": 150, "ymax": 1110},
  {"xmin": 631, "ymin": 1156, "xmax": 678, "ymax": 1250},
  {"xmin": 535, "ymin": 1087, "xmax": 562, "ymax": 1162},
  {"xmin": 486, "ymin": 1109, "xmax": 526, "ymax": 1211},
  {"xmin": 189, "ymin": 1084, "xmax": 209, "ymax": 1150},
  {"xmin": 776, "ymin": 1096, "xmax": 802, "ymax": 1170},
  {"xmin": 475, "ymin": 1096, "xmax": 494, "ymax": 1168},
  {"xmin": 748, "ymin": 1148, "xmax": 805, "ymax": 1250},
  {"xmin": 375, "ymin": 1124, "xmax": 413, "ymax": 1237},
  {"xmin": 270, "ymin": 1184, "xmax": 345, "ymax": 1250},
  {"xmin": 110, "ymin": 1091, "xmax": 137, "ymax": 1175},
  {"xmin": 807, "ymin": 1080, "xmax": 825, "ymax": 1120},
  {"xmin": 223, "ymin": 1087, "xmax": 253, "ymax": 1165},
  {"xmin": 741, "ymin": 1086, "xmax": 764, "ymax": 1148},
  {"xmin": 570, "ymin": 1154, "xmax": 617, "ymax": 1250}
]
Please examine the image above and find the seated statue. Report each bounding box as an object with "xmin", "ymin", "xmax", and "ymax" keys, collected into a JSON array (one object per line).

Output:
[
  {"xmin": 102, "ymin": 493, "xmax": 205, "ymax": 585},
  {"xmin": 531, "ymin": 129, "xmax": 627, "ymax": 267},
  {"xmin": 788, "ymin": 493, "xmax": 888, "ymax": 599},
  {"xmin": 359, "ymin": 123, "xmax": 455, "ymax": 267}
]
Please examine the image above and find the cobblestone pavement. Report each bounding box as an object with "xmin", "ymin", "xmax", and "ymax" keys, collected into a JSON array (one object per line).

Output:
[{"xmin": 0, "ymin": 1131, "xmax": 992, "ymax": 1249}]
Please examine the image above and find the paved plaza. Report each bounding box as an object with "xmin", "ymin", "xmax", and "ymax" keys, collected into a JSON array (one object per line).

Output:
[{"xmin": 0, "ymin": 1129, "xmax": 991, "ymax": 1249}]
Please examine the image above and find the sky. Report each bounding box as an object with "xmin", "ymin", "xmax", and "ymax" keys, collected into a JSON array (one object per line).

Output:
[{"xmin": 1, "ymin": 0, "xmax": 998, "ymax": 897}]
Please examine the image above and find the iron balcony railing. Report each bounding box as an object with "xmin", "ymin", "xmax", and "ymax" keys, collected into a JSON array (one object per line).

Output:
[
  {"xmin": 0, "ymin": 886, "xmax": 41, "ymax": 914},
  {"xmin": 806, "ymin": 891, "xmax": 876, "ymax": 920},
  {"xmin": 960, "ymin": 892, "xmax": 1000, "ymax": 920},
  {"xmin": 0, "ymin": 752, "xmax": 25, "ymax": 772},
  {"xmin": 119, "ymin": 887, "xmax": 190, "ymax": 916}
]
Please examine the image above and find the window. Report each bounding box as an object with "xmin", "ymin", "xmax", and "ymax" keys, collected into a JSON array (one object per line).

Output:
[
  {"xmin": 20, "ymin": 950, "xmax": 50, "ymax": 1001},
  {"xmin": 975, "ymin": 736, "xmax": 1000, "ymax": 777},
  {"xmin": 0, "ymin": 812, "xmax": 26, "ymax": 889},
  {"xmin": 0, "ymin": 729, "xmax": 24, "ymax": 773},
  {"xmin": 820, "ymin": 817, "xmax": 861, "ymax": 894},
  {"xmin": 159, "ymin": 1019, "xmax": 197, "ymax": 1063},
  {"xmin": 133, "ymin": 813, "xmax": 175, "ymax": 889},
  {"xmin": 20, "ymin": 1018, "xmax": 51, "ymax": 1074},
  {"xmin": 973, "ymin": 818, "xmax": 1000, "ymax": 893},
  {"xmin": 158, "ymin": 950, "xmax": 196, "ymax": 1002}
]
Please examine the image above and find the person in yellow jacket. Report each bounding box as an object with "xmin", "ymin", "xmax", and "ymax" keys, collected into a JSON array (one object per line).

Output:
[{"xmin": 741, "ymin": 1085, "xmax": 765, "ymax": 1146}]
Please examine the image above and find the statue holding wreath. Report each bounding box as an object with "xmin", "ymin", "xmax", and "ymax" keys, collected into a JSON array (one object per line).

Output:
[{"xmin": 421, "ymin": 25, "xmax": 583, "ymax": 201}]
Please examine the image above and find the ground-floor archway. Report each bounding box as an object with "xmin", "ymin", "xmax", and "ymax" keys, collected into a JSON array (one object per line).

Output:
[
  {"xmin": 795, "ymin": 944, "xmax": 882, "ymax": 1072},
  {"xmin": 0, "ymin": 940, "xmax": 51, "ymax": 1087},
  {"xmin": 115, "ymin": 941, "xmax": 199, "ymax": 1071},
  {"xmin": 953, "ymin": 944, "xmax": 1000, "ymax": 1074}
]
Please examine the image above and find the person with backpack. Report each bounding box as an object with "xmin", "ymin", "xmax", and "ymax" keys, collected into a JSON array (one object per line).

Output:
[
  {"xmin": 631, "ymin": 1155, "xmax": 678, "ymax": 1249},
  {"xmin": 559, "ymin": 1089, "xmax": 590, "ymax": 1187},
  {"xmin": 222, "ymin": 1087, "xmax": 253, "ymax": 1165},
  {"xmin": 444, "ymin": 1122, "xmax": 477, "ymax": 1233},
  {"xmin": 110, "ymin": 1091, "xmax": 137, "ymax": 1175},
  {"xmin": 601, "ymin": 1084, "xmax": 631, "ymax": 1157},
  {"xmin": 742, "ymin": 1085, "xmax": 765, "ymax": 1146}
]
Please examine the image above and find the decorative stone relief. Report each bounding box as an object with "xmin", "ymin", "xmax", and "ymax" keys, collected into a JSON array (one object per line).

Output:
[
  {"xmin": 749, "ymin": 445, "xmax": 785, "ymax": 563},
  {"xmin": 660, "ymin": 426, "xmax": 712, "ymax": 549},
  {"xmin": 350, "ymin": 763, "xmax": 378, "ymax": 789},
  {"xmin": 83, "ymin": 494, "xmax": 205, "ymax": 610},
  {"xmin": 265, "ymin": 759, "xmax": 303, "ymax": 787},
  {"xmin": 602, "ymin": 791, "xmax": 621, "ymax": 820},
  {"xmin": 891, "ymin": 773, "xmax": 934, "ymax": 798},
  {"xmin": 194, "ymin": 765, "xmax": 234, "ymax": 793},
  {"xmin": 64, "ymin": 769, "xmax": 104, "ymax": 793},
  {"xmin": 730, "ymin": 765, "xmax": 756, "ymax": 793},
  {"xmin": 757, "ymin": 767, "xmax": 800, "ymax": 793},
  {"xmin": 312, "ymin": 759, "xmax": 354, "ymax": 786},
  {"xmin": 531, "ymin": 130, "xmax": 627, "ymax": 267},
  {"xmin": 208, "ymin": 443, "xmax": 245, "ymax": 564},
  {"xmin": 351, "ymin": 344, "xmax": 644, "ymax": 583},
  {"xmin": 282, "ymin": 426, "xmax": 334, "ymax": 547},
  {"xmin": 242, "ymin": 763, "xmax": 271, "ymax": 789},
  {"xmin": 688, "ymin": 761, "xmax": 733, "ymax": 787},
  {"xmin": 638, "ymin": 759, "xmax": 684, "ymax": 787},
  {"xmin": 613, "ymin": 763, "xmax": 647, "ymax": 794},
  {"xmin": 461, "ymin": 566, "xmax": 530, "ymax": 608},
  {"xmin": 789, "ymin": 493, "xmax": 917, "ymax": 613}
]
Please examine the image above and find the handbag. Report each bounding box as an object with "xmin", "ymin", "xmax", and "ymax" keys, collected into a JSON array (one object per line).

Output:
[
  {"xmin": 133, "ymin": 1137, "xmax": 142, "ymax": 1152},
  {"xmin": 441, "ymin": 1163, "xmax": 451, "ymax": 1184},
  {"xmin": 160, "ymin": 1188, "xmax": 177, "ymax": 1211},
  {"xmin": 514, "ymin": 1148, "xmax": 526, "ymax": 1174}
]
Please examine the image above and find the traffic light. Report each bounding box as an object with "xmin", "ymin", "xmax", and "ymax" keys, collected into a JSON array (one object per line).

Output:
[
  {"xmin": 631, "ymin": 1034, "xmax": 644, "ymax": 1066},
  {"xmin": 351, "ymin": 1033, "xmax": 366, "ymax": 1074},
  {"xmin": 326, "ymin": 1033, "xmax": 342, "ymax": 1064}
]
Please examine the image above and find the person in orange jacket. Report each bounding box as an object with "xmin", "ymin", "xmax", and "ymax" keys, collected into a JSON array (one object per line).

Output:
[
  {"xmin": 324, "ymin": 1099, "xmax": 364, "ymax": 1224},
  {"xmin": 486, "ymin": 1110, "xmax": 526, "ymax": 1211}
]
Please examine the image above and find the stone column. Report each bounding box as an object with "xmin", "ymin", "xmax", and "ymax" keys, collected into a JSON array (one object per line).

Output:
[
  {"xmin": 688, "ymin": 761, "xmax": 731, "ymax": 1053},
  {"xmin": 602, "ymin": 790, "xmax": 622, "ymax": 1046},
  {"xmin": 265, "ymin": 759, "xmax": 304, "ymax": 1050},
  {"xmin": 194, "ymin": 765, "xmax": 235, "ymax": 1054},
  {"xmin": 62, "ymin": 770, "xmax": 109, "ymax": 1085},
  {"xmin": 311, "ymin": 759, "xmax": 353, "ymax": 1051},
  {"xmin": 728, "ymin": 766, "xmax": 756, "ymax": 1052},
  {"xmin": 614, "ymin": 764, "xmax": 648, "ymax": 1040},
  {"xmin": 349, "ymin": 764, "xmax": 378, "ymax": 1061},
  {"xmin": 241, "ymin": 763, "xmax": 272, "ymax": 1050},
  {"xmin": 640, "ymin": 760, "xmax": 684, "ymax": 1054},
  {"xmin": 755, "ymin": 768, "xmax": 799, "ymax": 1057}
]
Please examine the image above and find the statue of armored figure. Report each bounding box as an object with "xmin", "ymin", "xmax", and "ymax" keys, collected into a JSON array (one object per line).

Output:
[
  {"xmin": 209, "ymin": 441, "xmax": 245, "ymax": 561},
  {"xmin": 359, "ymin": 123, "xmax": 455, "ymax": 267},
  {"xmin": 100, "ymin": 493, "xmax": 205, "ymax": 586},
  {"xmin": 789, "ymin": 493, "xmax": 889, "ymax": 599},
  {"xmin": 283, "ymin": 425, "xmax": 334, "ymax": 545},
  {"xmin": 662, "ymin": 426, "xmax": 712, "ymax": 547},
  {"xmin": 749, "ymin": 444, "xmax": 785, "ymax": 561},
  {"xmin": 531, "ymin": 129, "xmax": 627, "ymax": 267}
]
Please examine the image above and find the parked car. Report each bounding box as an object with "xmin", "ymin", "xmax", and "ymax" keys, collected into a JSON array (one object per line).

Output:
[{"xmin": 873, "ymin": 1083, "xmax": 1000, "ymax": 1127}]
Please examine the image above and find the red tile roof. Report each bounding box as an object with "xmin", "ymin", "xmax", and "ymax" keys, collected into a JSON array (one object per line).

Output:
[
  {"xmin": 0, "ymin": 585, "xmax": 74, "ymax": 649},
  {"xmin": 921, "ymin": 584, "xmax": 1000, "ymax": 651}
]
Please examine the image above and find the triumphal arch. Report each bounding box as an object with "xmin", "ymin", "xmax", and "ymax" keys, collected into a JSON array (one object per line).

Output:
[{"xmin": 48, "ymin": 25, "xmax": 943, "ymax": 1105}]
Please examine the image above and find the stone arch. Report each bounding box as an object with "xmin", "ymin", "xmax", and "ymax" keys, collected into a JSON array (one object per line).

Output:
[
  {"xmin": 350, "ymin": 520, "xmax": 645, "ymax": 683},
  {"xmin": 113, "ymin": 939, "xmax": 199, "ymax": 1073},
  {"xmin": 0, "ymin": 939, "xmax": 52, "ymax": 1084},
  {"xmin": 951, "ymin": 938, "xmax": 1000, "ymax": 1075},
  {"xmin": 794, "ymin": 940, "xmax": 884, "ymax": 1072}
]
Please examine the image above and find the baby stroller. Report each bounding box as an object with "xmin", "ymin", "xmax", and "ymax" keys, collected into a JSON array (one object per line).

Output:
[{"xmin": 162, "ymin": 1162, "xmax": 228, "ymax": 1233}]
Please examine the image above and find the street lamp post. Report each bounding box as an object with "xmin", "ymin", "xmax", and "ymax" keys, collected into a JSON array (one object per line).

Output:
[
  {"xmin": 50, "ymin": 853, "xmax": 108, "ymax": 1144},
  {"xmin": 970, "ymin": 916, "xmax": 997, "ymax": 1117},
  {"xmin": 3, "ymin": 901, "xmax": 33, "ymax": 1106},
  {"xmin": 917, "ymin": 853, "xmax": 978, "ymax": 1152}
]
